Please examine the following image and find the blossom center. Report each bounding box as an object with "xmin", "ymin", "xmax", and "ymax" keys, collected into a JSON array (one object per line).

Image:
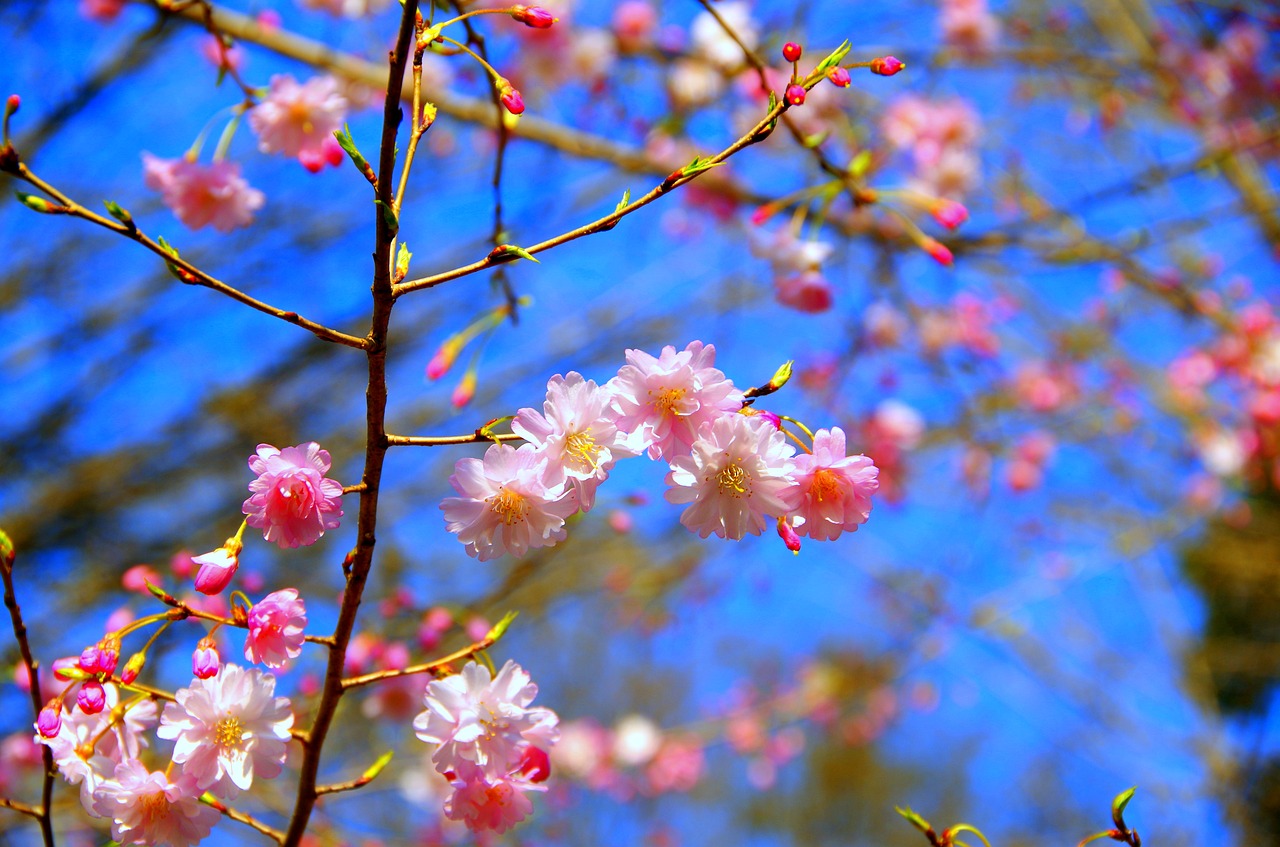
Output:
[
  {"xmin": 140, "ymin": 790, "xmax": 169, "ymax": 823},
  {"xmin": 651, "ymin": 387, "xmax": 687, "ymax": 417},
  {"xmin": 487, "ymin": 487, "xmax": 528, "ymax": 526},
  {"xmin": 715, "ymin": 462, "xmax": 750, "ymax": 497},
  {"xmin": 563, "ymin": 429, "xmax": 599, "ymax": 470},
  {"xmin": 215, "ymin": 716, "xmax": 246, "ymax": 748},
  {"xmin": 811, "ymin": 468, "xmax": 842, "ymax": 502}
]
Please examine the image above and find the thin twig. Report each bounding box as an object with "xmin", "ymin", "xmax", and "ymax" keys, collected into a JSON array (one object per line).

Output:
[
  {"xmin": 341, "ymin": 630, "xmax": 503, "ymax": 690},
  {"xmin": 385, "ymin": 432, "xmax": 522, "ymax": 447},
  {"xmin": 201, "ymin": 794, "xmax": 285, "ymax": 843}
]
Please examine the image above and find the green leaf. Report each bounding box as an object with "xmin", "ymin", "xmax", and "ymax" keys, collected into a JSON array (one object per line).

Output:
[
  {"xmin": 895, "ymin": 806, "xmax": 931, "ymax": 834},
  {"xmin": 485, "ymin": 610, "xmax": 519, "ymax": 642},
  {"xmin": 14, "ymin": 192, "xmax": 56, "ymax": 214},
  {"xmin": 812, "ymin": 39, "xmax": 852, "ymax": 77},
  {"xmin": 1111, "ymin": 786, "xmax": 1136, "ymax": 829},
  {"xmin": 374, "ymin": 199, "xmax": 399, "ymax": 235},
  {"xmin": 0, "ymin": 528, "xmax": 13, "ymax": 571},
  {"xmin": 683, "ymin": 155, "xmax": 723, "ymax": 178},
  {"xmin": 489, "ymin": 244, "xmax": 539, "ymax": 265},
  {"xmin": 396, "ymin": 242, "xmax": 412, "ymax": 278},
  {"xmin": 360, "ymin": 750, "xmax": 395, "ymax": 781},
  {"xmin": 614, "ymin": 189, "xmax": 631, "ymax": 214},
  {"xmin": 770, "ymin": 360, "xmax": 793, "ymax": 389},
  {"xmin": 103, "ymin": 199, "xmax": 134, "ymax": 227},
  {"xmin": 848, "ymin": 149, "xmax": 873, "ymax": 178}
]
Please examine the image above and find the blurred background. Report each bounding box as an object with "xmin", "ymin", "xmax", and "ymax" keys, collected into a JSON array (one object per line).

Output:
[{"xmin": 1, "ymin": 0, "xmax": 1278, "ymax": 844}]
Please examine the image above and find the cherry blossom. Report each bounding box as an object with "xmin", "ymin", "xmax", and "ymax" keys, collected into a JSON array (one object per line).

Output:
[
  {"xmin": 440, "ymin": 443, "xmax": 577, "ymax": 560},
  {"xmin": 788, "ymin": 427, "xmax": 879, "ymax": 541},
  {"xmin": 157, "ymin": 664, "xmax": 293, "ymax": 799},
  {"xmin": 244, "ymin": 588, "xmax": 307, "ymax": 669},
  {"xmin": 609, "ymin": 341, "xmax": 744, "ymax": 460},
  {"xmin": 248, "ymin": 75, "xmax": 348, "ymax": 163},
  {"xmin": 413, "ymin": 660, "xmax": 559, "ymax": 776},
  {"xmin": 443, "ymin": 760, "xmax": 541, "ymax": 833},
  {"xmin": 91, "ymin": 761, "xmax": 220, "ymax": 847},
  {"xmin": 512, "ymin": 372, "xmax": 635, "ymax": 510},
  {"xmin": 242, "ymin": 442, "xmax": 344, "ymax": 549},
  {"xmin": 192, "ymin": 544, "xmax": 239, "ymax": 595},
  {"xmin": 665, "ymin": 414, "xmax": 798, "ymax": 539},
  {"xmin": 141, "ymin": 154, "xmax": 264, "ymax": 233}
]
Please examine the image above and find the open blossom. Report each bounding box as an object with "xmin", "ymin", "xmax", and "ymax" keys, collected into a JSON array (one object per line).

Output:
[
  {"xmin": 243, "ymin": 442, "xmax": 344, "ymax": 549},
  {"xmin": 142, "ymin": 154, "xmax": 264, "ymax": 233},
  {"xmin": 440, "ymin": 443, "xmax": 577, "ymax": 561},
  {"xmin": 665, "ymin": 414, "xmax": 798, "ymax": 540},
  {"xmin": 609, "ymin": 341, "xmax": 744, "ymax": 460},
  {"xmin": 248, "ymin": 74, "xmax": 348, "ymax": 161},
  {"xmin": 444, "ymin": 761, "xmax": 541, "ymax": 834},
  {"xmin": 36, "ymin": 685, "xmax": 157, "ymax": 811},
  {"xmin": 940, "ymin": 0, "xmax": 1000, "ymax": 57},
  {"xmin": 157, "ymin": 664, "xmax": 293, "ymax": 799},
  {"xmin": 92, "ymin": 761, "xmax": 220, "ymax": 847},
  {"xmin": 512, "ymin": 372, "xmax": 634, "ymax": 511},
  {"xmin": 775, "ymin": 270, "xmax": 834, "ymax": 313},
  {"xmin": 244, "ymin": 589, "xmax": 307, "ymax": 669},
  {"xmin": 414, "ymin": 660, "xmax": 559, "ymax": 777},
  {"xmin": 788, "ymin": 427, "xmax": 879, "ymax": 541}
]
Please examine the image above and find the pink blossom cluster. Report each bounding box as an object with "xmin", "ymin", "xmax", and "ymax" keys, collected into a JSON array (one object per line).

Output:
[
  {"xmin": 35, "ymin": 668, "xmax": 292, "ymax": 846},
  {"xmin": 939, "ymin": 0, "xmax": 1000, "ymax": 57},
  {"xmin": 247, "ymin": 74, "xmax": 348, "ymax": 171},
  {"xmin": 413, "ymin": 660, "xmax": 559, "ymax": 833},
  {"xmin": 749, "ymin": 226, "xmax": 836, "ymax": 313},
  {"xmin": 442, "ymin": 342, "xmax": 880, "ymax": 556},
  {"xmin": 881, "ymin": 95, "xmax": 982, "ymax": 201},
  {"xmin": 142, "ymin": 153, "xmax": 265, "ymax": 233},
  {"xmin": 554, "ymin": 714, "xmax": 706, "ymax": 798}
]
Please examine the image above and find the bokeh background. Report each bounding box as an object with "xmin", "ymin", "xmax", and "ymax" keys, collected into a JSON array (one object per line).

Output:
[{"xmin": 1, "ymin": 0, "xmax": 1278, "ymax": 845}]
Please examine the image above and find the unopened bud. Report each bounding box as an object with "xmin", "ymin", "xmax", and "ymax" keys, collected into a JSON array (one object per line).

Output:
[
  {"xmin": 36, "ymin": 701, "xmax": 62, "ymax": 738},
  {"xmin": 869, "ymin": 56, "xmax": 905, "ymax": 76},
  {"xmin": 497, "ymin": 80, "xmax": 525, "ymax": 116},
  {"xmin": 930, "ymin": 199, "xmax": 968, "ymax": 229},
  {"xmin": 519, "ymin": 745, "xmax": 552, "ymax": 782},
  {"xmin": 921, "ymin": 237, "xmax": 954, "ymax": 267},
  {"xmin": 512, "ymin": 5, "xmax": 556, "ymax": 28},
  {"xmin": 120, "ymin": 653, "xmax": 145, "ymax": 685},
  {"xmin": 451, "ymin": 371, "xmax": 477, "ymax": 409},
  {"xmin": 827, "ymin": 66, "xmax": 851, "ymax": 87},
  {"xmin": 77, "ymin": 680, "xmax": 107, "ymax": 715},
  {"xmin": 192, "ymin": 638, "xmax": 220, "ymax": 680},
  {"xmin": 782, "ymin": 42, "xmax": 802, "ymax": 63},
  {"xmin": 777, "ymin": 517, "xmax": 801, "ymax": 554},
  {"xmin": 784, "ymin": 83, "xmax": 806, "ymax": 106},
  {"xmin": 4, "ymin": 95, "xmax": 18, "ymax": 115}
]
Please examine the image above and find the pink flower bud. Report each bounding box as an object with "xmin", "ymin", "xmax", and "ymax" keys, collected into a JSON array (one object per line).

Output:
[
  {"xmin": 784, "ymin": 84, "xmax": 807, "ymax": 106},
  {"xmin": 757, "ymin": 410, "xmax": 782, "ymax": 429},
  {"xmin": 120, "ymin": 653, "xmax": 145, "ymax": 684},
  {"xmin": 921, "ymin": 238, "xmax": 954, "ymax": 267},
  {"xmin": 869, "ymin": 56, "xmax": 905, "ymax": 76},
  {"xmin": 782, "ymin": 42, "xmax": 802, "ymax": 63},
  {"xmin": 931, "ymin": 199, "xmax": 968, "ymax": 229},
  {"xmin": 776, "ymin": 517, "xmax": 801, "ymax": 554},
  {"xmin": 826, "ymin": 66, "xmax": 851, "ymax": 87},
  {"xmin": 78, "ymin": 646, "xmax": 102, "ymax": 675},
  {"xmin": 426, "ymin": 341, "xmax": 459, "ymax": 380},
  {"xmin": 5, "ymin": 95, "xmax": 19, "ymax": 115},
  {"xmin": 36, "ymin": 702, "xmax": 61, "ymax": 738},
  {"xmin": 192, "ymin": 639, "xmax": 220, "ymax": 680},
  {"xmin": 512, "ymin": 5, "xmax": 556, "ymax": 28},
  {"xmin": 298, "ymin": 149, "xmax": 327, "ymax": 173},
  {"xmin": 500, "ymin": 86, "xmax": 525, "ymax": 116},
  {"xmin": 52, "ymin": 656, "xmax": 79, "ymax": 682},
  {"xmin": 77, "ymin": 680, "xmax": 106, "ymax": 715},
  {"xmin": 122, "ymin": 564, "xmax": 160, "ymax": 594},
  {"xmin": 192, "ymin": 545, "xmax": 239, "ymax": 595},
  {"xmin": 451, "ymin": 371, "xmax": 477, "ymax": 408}
]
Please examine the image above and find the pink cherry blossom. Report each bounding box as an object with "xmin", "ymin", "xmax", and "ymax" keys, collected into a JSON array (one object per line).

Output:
[
  {"xmin": 141, "ymin": 154, "xmax": 264, "ymax": 233},
  {"xmin": 91, "ymin": 761, "xmax": 220, "ymax": 847},
  {"xmin": 413, "ymin": 660, "xmax": 559, "ymax": 777},
  {"xmin": 775, "ymin": 270, "xmax": 834, "ymax": 313},
  {"xmin": 192, "ymin": 544, "xmax": 239, "ymax": 595},
  {"xmin": 788, "ymin": 427, "xmax": 879, "ymax": 541},
  {"xmin": 665, "ymin": 414, "xmax": 798, "ymax": 539},
  {"xmin": 512, "ymin": 372, "xmax": 635, "ymax": 510},
  {"xmin": 244, "ymin": 588, "xmax": 307, "ymax": 669},
  {"xmin": 248, "ymin": 74, "xmax": 348, "ymax": 162},
  {"xmin": 609, "ymin": 341, "xmax": 744, "ymax": 460},
  {"xmin": 242, "ymin": 442, "xmax": 344, "ymax": 549},
  {"xmin": 157, "ymin": 664, "xmax": 293, "ymax": 799},
  {"xmin": 440, "ymin": 443, "xmax": 577, "ymax": 561},
  {"xmin": 940, "ymin": 0, "xmax": 1000, "ymax": 57},
  {"xmin": 443, "ymin": 761, "xmax": 541, "ymax": 833}
]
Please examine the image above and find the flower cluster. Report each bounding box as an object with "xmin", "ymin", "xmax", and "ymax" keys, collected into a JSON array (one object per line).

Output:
[
  {"xmin": 442, "ymin": 342, "xmax": 879, "ymax": 557},
  {"xmin": 141, "ymin": 154, "xmax": 264, "ymax": 233},
  {"xmin": 35, "ymin": 668, "xmax": 292, "ymax": 846},
  {"xmin": 413, "ymin": 660, "xmax": 559, "ymax": 833}
]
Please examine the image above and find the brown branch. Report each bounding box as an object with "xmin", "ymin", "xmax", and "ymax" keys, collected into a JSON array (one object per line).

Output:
[
  {"xmin": 280, "ymin": 0, "xmax": 420, "ymax": 843},
  {"xmin": 392, "ymin": 96, "xmax": 791, "ymax": 295},
  {"xmin": 0, "ymin": 797, "xmax": 43, "ymax": 820},
  {"xmin": 0, "ymin": 541, "xmax": 56, "ymax": 847},
  {"xmin": 341, "ymin": 628, "xmax": 503, "ymax": 690},
  {"xmin": 385, "ymin": 431, "xmax": 523, "ymax": 447},
  {"xmin": 3, "ymin": 162, "xmax": 368, "ymax": 350},
  {"xmin": 201, "ymin": 794, "xmax": 285, "ymax": 843}
]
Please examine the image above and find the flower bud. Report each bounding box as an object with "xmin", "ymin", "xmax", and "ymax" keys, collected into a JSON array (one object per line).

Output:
[
  {"xmin": 869, "ymin": 56, "xmax": 905, "ymax": 76},
  {"xmin": 78, "ymin": 646, "xmax": 102, "ymax": 675},
  {"xmin": 4, "ymin": 95, "xmax": 18, "ymax": 115},
  {"xmin": 776, "ymin": 517, "xmax": 801, "ymax": 554},
  {"xmin": 497, "ymin": 79, "xmax": 525, "ymax": 115},
  {"xmin": 77, "ymin": 680, "xmax": 106, "ymax": 715},
  {"xmin": 451, "ymin": 371, "xmax": 477, "ymax": 409},
  {"xmin": 192, "ymin": 638, "xmax": 220, "ymax": 680},
  {"xmin": 192, "ymin": 544, "xmax": 240, "ymax": 595},
  {"xmin": 36, "ymin": 701, "xmax": 62, "ymax": 738},
  {"xmin": 782, "ymin": 42, "xmax": 802, "ymax": 63},
  {"xmin": 930, "ymin": 199, "xmax": 968, "ymax": 230},
  {"xmin": 784, "ymin": 83, "xmax": 806, "ymax": 106},
  {"xmin": 519, "ymin": 745, "xmax": 552, "ymax": 783},
  {"xmin": 512, "ymin": 5, "xmax": 556, "ymax": 28},
  {"xmin": 120, "ymin": 652, "xmax": 145, "ymax": 685},
  {"xmin": 826, "ymin": 66, "xmax": 851, "ymax": 87},
  {"xmin": 52, "ymin": 656, "xmax": 80, "ymax": 682},
  {"xmin": 921, "ymin": 238, "xmax": 954, "ymax": 267},
  {"xmin": 95, "ymin": 636, "xmax": 120, "ymax": 676}
]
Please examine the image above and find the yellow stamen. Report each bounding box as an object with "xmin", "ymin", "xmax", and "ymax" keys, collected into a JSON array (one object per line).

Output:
[
  {"xmin": 811, "ymin": 468, "xmax": 842, "ymax": 502},
  {"xmin": 564, "ymin": 429, "xmax": 599, "ymax": 470},
  {"xmin": 215, "ymin": 716, "xmax": 245, "ymax": 748},
  {"xmin": 650, "ymin": 387, "xmax": 686, "ymax": 417},
  {"xmin": 716, "ymin": 462, "xmax": 750, "ymax": 497},
  {"xmin": 487, "ymin": 487, "xmax": 528, "ymax": 525}
]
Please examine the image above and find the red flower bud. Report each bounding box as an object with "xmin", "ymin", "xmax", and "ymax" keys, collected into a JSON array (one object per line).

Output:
[
  {"xmin": 922, "ymin": 237, "xmax": 954, "ymax": 267},
  {"xmin": 5, "ymin": 95, "xmax": 19, "ymax": 114},
  {"xmin": 498, "ymin": 81, "xmax": 525, "ymax": 115},
  {"xmin": 870, "ymin": 56, "xmax": 905, "ymax": 76},
  {"xmin": 120, "ymin": 653, "xmax": 145, "ymax": 685},
  {"xmin": 827, "ymin": 66, "xmax": 851, "ymax": 88},
  {"xmin": 931, "ymin": 199, "xmax": 969, "ymax": 230},
  {"xmin": 77, "ymin": 680, "xmax": 106, "ymax": 715},
  {"xmin": 36, "ymin": 701, "xmax": 62, "ymax": 738},
  {"xmin": 777, "ymin": 517, "xmax": 802, "ymax": 554},
  {"xmin": 784, "ymin": 83, "xmax": 806, "ymax": 106},
  {"xmin": 782, "ymin": 42, "xmax": 802, "ymax": 63},
  {"xmin": 512, "ymin": 5, "xmax": 556, "ymax": 28}
]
